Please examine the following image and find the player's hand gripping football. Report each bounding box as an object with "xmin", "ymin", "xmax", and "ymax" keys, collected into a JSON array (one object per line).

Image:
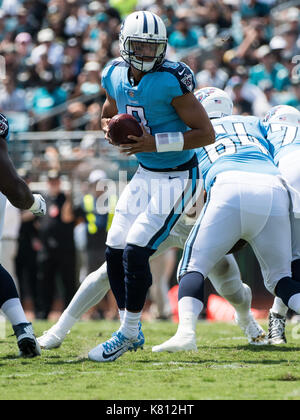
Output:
[
  {"xmin": 119, "ymin": 124, "xmax": 156, "ymax": 155},
  {"xmin": 101, "ymin": 118, "xmax": 114, "ymax": 144}
]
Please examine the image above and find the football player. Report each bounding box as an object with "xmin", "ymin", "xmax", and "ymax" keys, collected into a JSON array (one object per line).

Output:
[
  {"xmin": 0, "ymin": 113, "xmax": 46, "ymax": 357},
  {"xmin": 263, "ymin": 105, "xmax": 300, "ymax": 344},
  {"xmin": 87, "ymin": 10, "xmax": 216, "ymax": 362},
  {"xmin": 38, "ymin": 214, "xmax": 267, "ymax": 351},
  {"xmin": 152, "ymin": 87, "xmax": 300, "ymax": 352}
]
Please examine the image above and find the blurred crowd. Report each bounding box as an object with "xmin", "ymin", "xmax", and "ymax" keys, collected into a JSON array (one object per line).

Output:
[
  {"xmin": 0, "ymin": 0, "xmax": 299, "ymax": 321},
  {"xmin": 0, "ymin": 0, "xmax": 299, "ymax": 133}
]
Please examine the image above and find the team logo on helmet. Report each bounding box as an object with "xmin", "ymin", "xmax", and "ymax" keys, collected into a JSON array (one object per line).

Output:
[
  {"xmin": 263, "ymin": 105, "xmax": 300, "ymax": 124},
  {"xmin": 263, "ymin": 106, "xmax": 280, "ymax": 123},
  {"xmin": 195, "ymin": 88, "xmax": 217, "ymax": 103}
]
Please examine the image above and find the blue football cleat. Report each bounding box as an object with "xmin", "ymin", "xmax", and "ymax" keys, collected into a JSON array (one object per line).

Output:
[{"xmin": 88, "ymin": 330, "xmax": 144, "ymax": 362}]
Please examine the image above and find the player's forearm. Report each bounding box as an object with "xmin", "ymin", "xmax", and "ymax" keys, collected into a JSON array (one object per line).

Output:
[
  {"xmin": 183, "ymin": 127, "xmax": 215, "ymax": 149},
  {"xmin": 2, "ymin": 177, "xmax": 34, "ymax": 210},
  {"xmin": 101, "ymin": 94, "xmax": 118, "ymax": 134}
]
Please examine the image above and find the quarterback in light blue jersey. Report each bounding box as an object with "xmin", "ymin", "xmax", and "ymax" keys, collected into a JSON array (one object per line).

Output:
[
  {"xmin": 88, "ymin": 11, "xmax": 215, "ymax": 363},
  {"xmin": 101, "ymin": 57, "xmax": 196, "ymax": 169},
  {"xmin": 155, "ymin": 87, "xmax": 300, "ymax": 353},
  {"xmin": 262, "ymin": 105, "xmax": 300, "ymax": 345}
]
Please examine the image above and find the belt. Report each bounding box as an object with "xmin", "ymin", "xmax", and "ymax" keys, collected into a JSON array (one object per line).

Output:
[{"xmin": 139, "ymin": 153, "xmax": 198, "ymax": 173}]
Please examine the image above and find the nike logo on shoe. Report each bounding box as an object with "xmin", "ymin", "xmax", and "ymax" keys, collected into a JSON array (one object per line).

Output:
[{"xmin": 102, "ymin": 347, "xmax": 127, "ymax": 360}]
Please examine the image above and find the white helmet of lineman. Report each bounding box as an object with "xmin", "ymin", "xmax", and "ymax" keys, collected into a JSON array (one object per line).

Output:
[
  {"xmin": 195, "ymin": 87, "xmax": 233, "ymax": 119},
  {"xmin": 263, "ymin": 105, "xmax": 300, "ymax": 125},
  {"xmin": 119, "ymin": 11, "xmax": 167, "ymax": 73}
]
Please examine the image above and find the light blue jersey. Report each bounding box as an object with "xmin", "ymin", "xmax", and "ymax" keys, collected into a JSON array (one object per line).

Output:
[
  {"xmin": 196, "ymin": 115, "xmax": 279, "ymax": 192},
  {"xmin": 263, "ymin": 120, "xmax": 300, "ymax": 165},
  {"xmin": 102, "ymin": 57, "xmax": 196, "ymax": 170}
]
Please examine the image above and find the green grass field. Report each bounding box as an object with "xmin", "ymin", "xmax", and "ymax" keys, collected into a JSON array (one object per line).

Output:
[{"xmin": 1, "ymin": 320, "xmax": 300, "ymax": 400}]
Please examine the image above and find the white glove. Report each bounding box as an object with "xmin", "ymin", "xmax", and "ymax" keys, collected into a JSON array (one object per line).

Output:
[{"xmin": 29, "ymin": 194, "xmax": 46, "ymax": 216}]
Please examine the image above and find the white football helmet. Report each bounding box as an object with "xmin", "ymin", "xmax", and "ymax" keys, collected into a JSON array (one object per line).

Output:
[
  {"xmin": 119, "ymin": 11, "xmax": 167, "ymax": 73},
  {"xmin": 195, "ymin": 87, "xmax": 233, "ymax": 118},
  {"xmin": 263, "ymin": 105, "xmax": 300, "ymax": 125}
]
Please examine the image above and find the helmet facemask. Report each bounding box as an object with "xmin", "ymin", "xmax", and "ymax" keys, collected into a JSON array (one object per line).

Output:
[{"xmin": 120, "ymin": 36, "xmax": 167, "ymax": 73}]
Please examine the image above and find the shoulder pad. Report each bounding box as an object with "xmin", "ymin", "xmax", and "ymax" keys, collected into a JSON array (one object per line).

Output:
[
  {"xmin": 104, "ymin": 57, "xmax": 129, "ymax": 69},
  {"xmin": 158, "ymin": 60, "xmax": 195, "ymax": 94}
]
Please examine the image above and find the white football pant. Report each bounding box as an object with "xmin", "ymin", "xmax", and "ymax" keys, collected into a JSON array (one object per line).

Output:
[
  {"xmin": 106, "ymin": 164, "xmax": 201, "ymax": 250},
  {"xmin": 179, "ymin": 171, "xmax": 292, "ymax": 296},
  {"xmin": 278, "ymin": 150, "xmax": 300, "ymax": 261}
]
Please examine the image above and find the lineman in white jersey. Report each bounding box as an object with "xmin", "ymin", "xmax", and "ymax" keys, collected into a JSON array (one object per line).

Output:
[
  {"xmin": 152, "ymin": 87, "xmax": 300, "ymax": 353},
  {"xmin": 263, "ymin": 105, "xmax": 300, "ymax": 344}
]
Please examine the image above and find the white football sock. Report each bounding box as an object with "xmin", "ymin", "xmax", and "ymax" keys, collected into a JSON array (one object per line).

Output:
[
  {"xmin": 119, "ymin": 309, "xmax": 125, "ymax": 323},
  {"xmin": 271, "ymin": 297, "xmax": 289, "ymax": 317},
  {"xmin": 63, "ymin": 263, "xmax": 110, "ymax": 323},
  {"xmin": 120, "ymin": 310, "xmax": 142, "ymax": 339},
  {"xmin": 1, "ymin": 298, "xmax": 28, "ymax": 326},
  {"xmin": 176, "ymin": 296, "xmax": 203, "ymax": 335},
  {"xmin": 53, "ymin": 312, "xmax": 78, "ymax": 337},
  {"xmin": 224, "ymin": 283, "xmax": 252, "ymax": 321}
]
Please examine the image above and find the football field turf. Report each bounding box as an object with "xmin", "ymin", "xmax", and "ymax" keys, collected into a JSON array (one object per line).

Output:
[{"xmin": 1, "ymin": 320, "xmax": 300, "ymax": 400}]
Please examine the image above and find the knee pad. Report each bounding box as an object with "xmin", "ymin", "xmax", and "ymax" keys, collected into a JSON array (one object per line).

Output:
[
  {"xmin": 105, "ymin": 246, "xmax": 123, "ymax": 265},
  {"xmin": 123, "ymin": 244, "xmax": 154, "ymax": 289},
  {"xmin": 209, "ymin": 255, "xmax": 242, "ymax": 297},
  {"xmin": 105, "ymin": 247, "xmax": 125, "ymax": 279}
]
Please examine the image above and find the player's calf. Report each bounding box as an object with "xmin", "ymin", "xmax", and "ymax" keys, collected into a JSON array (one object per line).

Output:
[
  {"xmin": 106, "ymin": 247, "xmax": 126, "ymax": 309},
  {"xmin": 123, "ymin": 244, "xmax": 155, "ymax": 312}
]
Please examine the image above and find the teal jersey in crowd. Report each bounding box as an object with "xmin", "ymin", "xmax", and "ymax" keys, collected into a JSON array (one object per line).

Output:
[
  {"xmin": 101, "ymin": 57, "xmax": 196, "ymax": 170},
  {"xmin": 263, "ymin": 120, "xmax": 300, "ymax": 165},
  {"xmin": 196, "ymin": 115, "xmax": 279, "ymax": 192},
  {"xmin": 249, "ymin": 63, "xmax": 290, "ymax": 92}
]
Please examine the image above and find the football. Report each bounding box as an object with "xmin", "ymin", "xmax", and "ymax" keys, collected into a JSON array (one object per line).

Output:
[{"xmin": 107, "ymin": 114, "xmax": 143, "ymax": 145}]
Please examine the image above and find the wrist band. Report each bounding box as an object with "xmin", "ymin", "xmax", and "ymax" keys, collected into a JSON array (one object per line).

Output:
[{"xmin": 155, "ymin": 132, "xmax": 184, "ymax": 153}]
